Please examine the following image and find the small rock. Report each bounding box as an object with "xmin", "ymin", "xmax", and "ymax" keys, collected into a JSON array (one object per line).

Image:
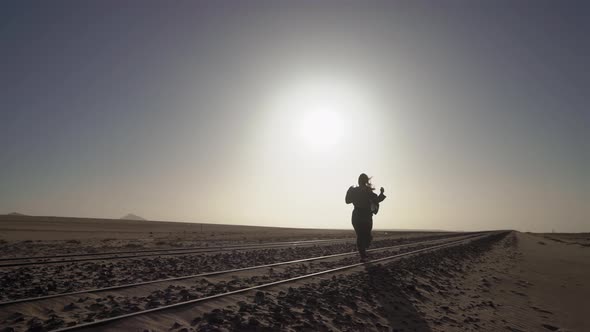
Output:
[
  {"xmin": 190, "ymin": 316, "xmax": 202, "ymax": 326},
  {"xmin": 254, "ymin": 291, "xmax": 265, "ymax": 304},
  {"xmin": 64, "ymin": 303, "xmax": 78, "ymax": 311},
  {"xmin": 248, "ymin": 317, "xmax": 260, "ymax": 326},
  {"xmin": 205, "ymin": 310, "xmax": 224, "ymax": 324},
  {"xmin": 27, "ymin": 317, "xmax": 45, "ymax": 332}
]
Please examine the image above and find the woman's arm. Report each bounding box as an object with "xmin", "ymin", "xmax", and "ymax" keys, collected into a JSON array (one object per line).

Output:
[
  {"xmin": 372, "ymin": 193, "xmax": 386, "ymax": 203},
  {"xmin": 372, "ymin": 187, "xmax": 386, "ymax": 203},
  {"xmin": 345, "ymin": 186, "xmax": 355, "ymax": 204}
]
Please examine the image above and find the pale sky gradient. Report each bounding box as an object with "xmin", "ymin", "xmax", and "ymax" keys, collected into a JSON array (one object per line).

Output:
[{"xmin": 1, "ymin": 1, "xmax": 588, "ymax": 232}]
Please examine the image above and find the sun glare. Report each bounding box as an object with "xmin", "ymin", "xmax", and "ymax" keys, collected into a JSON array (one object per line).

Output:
[
  {"xmin": 300, "ymin": 110, "xmax": 344, "ymax": 148},
  {"xmin": 268, "ymin": 76, "xmax": 369, "ymax": 151},
  {"xmin": 266, "ymin": 74, "xmax": 377, "ymax": 153}
]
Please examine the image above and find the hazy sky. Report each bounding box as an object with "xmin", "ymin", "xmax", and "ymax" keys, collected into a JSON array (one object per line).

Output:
[{"xmin": 1, "ymin": 1, "xmax": 588, "ymax": 232}]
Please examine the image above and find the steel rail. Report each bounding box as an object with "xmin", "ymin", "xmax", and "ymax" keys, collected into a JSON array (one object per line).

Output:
[
  {"xmin": 0, "ymin": 233, "xmax": 480, "ymax": 306},
  {"xmin": 52, "ymin": 232, "xmax": 496, "ymax": 332},
  {"xmin": 0, "ymin": 238, "xmax": 358, "ymax": 262},
  {"xmin": 0, "ymin": 238, "xmax": 363, "ymax": 268},
  {"xmin": 0, "ymin": 233, "xmax": 466, "ymax": 268}
]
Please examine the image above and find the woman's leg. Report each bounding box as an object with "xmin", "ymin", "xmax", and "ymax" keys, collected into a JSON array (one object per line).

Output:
[
  {"xmin": 351, "ymin": 219, "xmax": 364, "ymax": 255},
  {"xmin": 359, "ymin": 222, "xmax": 370, "ymax": 254},
  {"xmin": 352, "ymin": 210, "xmax": 371, "ymax": 259},
  {"xmin": 366, "ymin": 218, "xmax": 373, "ymax": 249}
]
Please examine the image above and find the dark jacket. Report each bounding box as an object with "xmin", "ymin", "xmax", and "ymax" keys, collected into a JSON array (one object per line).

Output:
[{"xmin": 345, "ymin": 186, "xmax": 386, "ymax": 213}]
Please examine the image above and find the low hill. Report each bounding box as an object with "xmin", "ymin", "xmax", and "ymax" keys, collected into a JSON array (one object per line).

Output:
[{"xmin": 120, "ymin": 213, "xmax": 146, "ymax": 221}]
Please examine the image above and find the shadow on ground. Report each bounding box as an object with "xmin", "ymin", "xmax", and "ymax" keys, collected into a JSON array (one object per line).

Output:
[{"xmin": 365, "ymin": 263, "xmax": 432, "ymax": 332}]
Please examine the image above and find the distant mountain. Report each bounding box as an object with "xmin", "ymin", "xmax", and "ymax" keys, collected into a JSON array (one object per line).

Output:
[
  {"xmin": 7, "ymin": 212, "xmax": 27, "ymax": 216},
  {"xmin": 120, "ymin": 213, "xmax": 146, "ymax": 221}
]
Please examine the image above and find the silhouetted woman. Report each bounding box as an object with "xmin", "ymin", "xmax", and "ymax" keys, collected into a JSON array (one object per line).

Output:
[{"xmin": 345, "ymin": 173, "xmax": 386, "ymax": 261}]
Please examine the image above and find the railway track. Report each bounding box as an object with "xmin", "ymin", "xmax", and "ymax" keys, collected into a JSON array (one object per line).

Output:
[
  {"xmin": 0, "ymin": 238, "xmax": 357, "ymax": 263},
  {"xmin": 0, "ymin": 232, "xmax": 495, "ymax": 331},
  {"xmin": 0, "ymin": 233, "xmax": 463, "ymax": 268},
  {"xmin": 0, "ymin": 233, "xmax": 476, "ymax": 306},
  {"xmin": 0, "ymin": 238, "xmax": 361, "ymax": 268},
  {"xmin": 0, "ymin": 233, "xmax": 471, "ymax": 303}
]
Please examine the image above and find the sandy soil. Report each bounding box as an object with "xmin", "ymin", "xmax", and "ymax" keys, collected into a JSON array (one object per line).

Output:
[
  {"xmin": 0, "ymin": 214, "xmax": 354, "ymax": 243},
  {"xmin": 509, "ymin": 232, "xmax": 590, "ymax": 330},
  {"xmin": 532, "ymin": 232, "xmax": 590, "ymax": 247}
]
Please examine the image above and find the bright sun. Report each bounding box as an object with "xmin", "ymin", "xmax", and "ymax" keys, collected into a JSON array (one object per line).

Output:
[
  {"xmin": 268, "ymin": 75, "xmax": 370, "ymax": 151},
  {"xmin": 300, "ymin": 109, "xmax": 344, "ymax": 148}
]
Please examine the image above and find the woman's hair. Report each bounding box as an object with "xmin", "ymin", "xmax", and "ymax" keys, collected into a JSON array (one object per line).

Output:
[{"xmin": 358, "ymin": 173, "xmax": 375, "ymax": 191}]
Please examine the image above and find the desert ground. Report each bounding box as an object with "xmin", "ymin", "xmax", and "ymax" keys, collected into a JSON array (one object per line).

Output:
[{"xmin": 0, "ymin": 215, "xmax": 588, "ymax": 332}]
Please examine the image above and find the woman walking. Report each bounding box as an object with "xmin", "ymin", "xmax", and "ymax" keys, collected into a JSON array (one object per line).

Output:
[{"xmin": 345, "ymin": 173, "xmax": 386, "ymax": 261}]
